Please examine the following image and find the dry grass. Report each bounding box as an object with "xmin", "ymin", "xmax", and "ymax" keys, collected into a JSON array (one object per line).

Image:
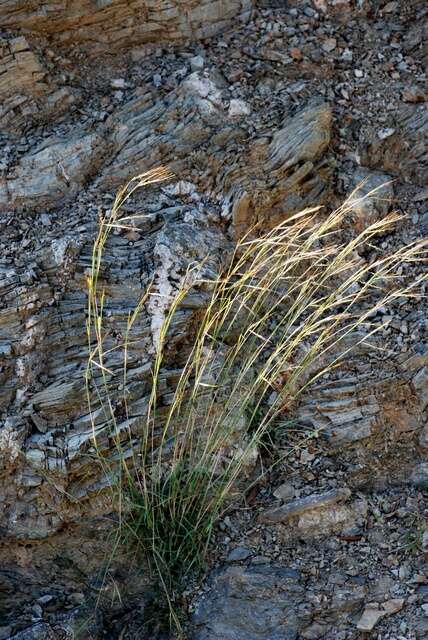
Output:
[{"xmin": 86, "ymin": 170, "xmax": 427, "ymax": 632}]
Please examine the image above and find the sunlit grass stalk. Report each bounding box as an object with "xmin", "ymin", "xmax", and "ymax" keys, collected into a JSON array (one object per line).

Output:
[{"xmin": 86, "ymin": 174, "xmax": 427, "ymax": 634}]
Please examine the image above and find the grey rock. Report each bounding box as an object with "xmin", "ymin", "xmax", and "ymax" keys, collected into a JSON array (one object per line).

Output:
[
  {"xmin": 1, "ymin": 1, "xmax": 427, "ymax": 637},
  {"xmin": 420, "ymin": 212, "xmax": 428, "ymax": 234},
  {"xmin": 356, "ymin": 605, "xmax": 386, "ymax": 631},
  {"xmin": 192, "ymin": 562, "xmax": 371, "ymax": 639},
  {"xmin": 192, "ymin": 564, "xmax": 304, "ymax": 640},
  {"xmin": 227, "ymin": 546, "xmax": 252, "ymax": 562},
  {"xmin": 377, "ymin": 127, "xmax": 395, "ymax": 140},
  {"xmin": 250, "ymin": 555, "xmax": 270, "ymax": 565},
  {"xmin": 8, "ymin": 622, "xmax": 58, "ymax": 640},
  {"xmin": 413, "ymin": 366, "xmax": 428, "ymax": 411},
  {"xmin": 364, "ymin": 104, "xmax": 428, "ymax": 186},
  {"xmin": 0, "ymin": 133, "xmax": 106, "ymax": 211},
  {"xmin": 415, "ymin": 618, "xmax": 428, "ymax": 638},
  {"xmin": 357, "ymin": 599, "xmax": 404, "ymax": 632},
  {"xmin": 348, "ymin": 168, "xmax": 394, "ymax": 230},
  {"xmin": 1, "ymin": 1, "xmax": 254, "ymax": 54},
  {"xmin": 296, "ymin": 361, "xmax": 425, "ymax": 485},
  {"xmin": 420, "ymin": 424, "xmax": 428, "ymax": 449},
  {"xmin": 190, "ymin": 55, "xmax": 205, "ymax": 71},
  {"xmin": 230, "ymin": 102, "xmax": 333, "ymax": 237},
  {"xmin": 258, "ymin": 487, "xmax": 351, "ymax": 524},
  {"xmin": 416, "ymin": 585, "xmax": 428, "ymax": 602},
  {"xmin": 273, "ymin": 481, "xmax": 296, "ymax": 501},
  {"xmin": 411, "ymin": 463, "xmax": 428, "ymax": 488},
  {"xmin": 0, "ymin": 35, "xmax": 77, "ymax": 133},
  {"xmin": 152, "ymin": 73, "xmax": 162, "ymax": 87},
  {"xmin": 301, "ymin": 622, "xmax": 330, "ymax": 639}
]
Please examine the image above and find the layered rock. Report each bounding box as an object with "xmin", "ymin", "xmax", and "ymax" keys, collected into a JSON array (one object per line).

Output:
[
  {"xmin": 362, "ymin": 103, "xmax": 428, "ymax": 187},
  {"xmin": 191, "ymin": 559, "xmax": 414, "ymax": 640},
  {"xmin": 228, "ymin": 101, "xmax": 333, "ymax": 236},
  {"xmin": 1, "ymin": 1, "xmax": 427, "ymax": 637},
  {"xmin": 0, "ymin": 67, "xmax": 334, "ymax": 536},
  {"xmin": 0, "ymin": 35, "xmax": 77, "ymax": 133},
  {"xmin": 0, "ymin": 72, "xmax": 333, "ymax": 222},
  {"xmin": 192, "ymin": 562, "xmax": 374, "ymax": 640},
  {"xmin": 296, "ymin": 345, "xmax": 427, "ymax": 489},
  {"xmin": 0, "ymin": 184, "xmax": 231, "ymax": 635},
  {"xmin": 0, "ymin": 0, "xmax": 253, "ymax": 54},
  {"xmin": 0, "ymin": 62, "xmax": 336, "ymax": 632},
  {"xmin": 0, "ymin": 132, "xmax": 106, "ymax": 209},
  {"xmin": 0, "ymin": 198, "xmax": 226, "ymax": 539},
  {"xmin": 100, "ymin": 71, "xmax": 250, "ymax": 188}
]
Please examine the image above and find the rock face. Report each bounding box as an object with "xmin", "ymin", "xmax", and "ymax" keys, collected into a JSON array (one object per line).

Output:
[
  {"xmin": 0, "ymin": 35, "xmax": 76, "ymax": 133},
  {"xmin": 193, "ymin": 565, "xmax": 306, "ymax": 640},
  {"xmin": 296, "ymin": 347, "xmax": 427, "ymax": 489},
  {"xmin": 0, "ymin": 0, "xmax": 427, "ymax": 638},
  {"xmin": 192, "ymin": 561, "xmax": 384, "ymax": 640},
  {"xmin": 0, "ymin": 73, "xmax": 332, "ymax": 214},
  {"xmin": 363, "ymin": 104, "xmax": 428, "ymax": 187},
  {"xmin": 0, "ymin": 132, "xmax": 106, "ymax": 209},
  {"xmin": 1, "ymin": 0, "xmax": 253, "ymax": 53},
  {"xmin": 230, "ymin": 101, "xmax": 332, "ymax": 236},
  {"xmin": 0, "ymin": 195, "xmax": 227, "ymax": 536},
  {"xmin": 258, "ymin": 487, "xmax": 351, "ymax": 523},
  {"xmin": 0, "ymin": 70, "xmax": 334, "ymax": 537},
  {"xmin": 0, "ymin": 60, "xmax": 335, "ymax": 636},
  {"xmin": 348, "ymin": 168, "xmax": 393, "ymax": 231}
]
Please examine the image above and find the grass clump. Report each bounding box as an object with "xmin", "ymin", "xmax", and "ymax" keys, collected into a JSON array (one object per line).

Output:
[{"xmin": 86, "ymin": 169, "xmax": 427, "ymax": 632}]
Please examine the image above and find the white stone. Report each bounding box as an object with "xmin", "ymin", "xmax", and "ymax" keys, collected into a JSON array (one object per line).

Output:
[
  {"xmin": 111, "ymin": 78, "xmax": 127, "ymax": 89},
  {"xmin": 228, "ymin": 98, "xmax": 251, "ymax": 118},
  {"xmin": 377, "ymin": 127, "xmax": 395, "ymax": 139},
  {"xmin": 322, "ymin": 38, "xmax": 337, "ymax": 52},
  {"xmin": 190, "ymin": 55, "xmax": 205, "ymax": 71},
  {"xmin": 342, "ymin": 48, "xmax": 353, "ymax": 61}
]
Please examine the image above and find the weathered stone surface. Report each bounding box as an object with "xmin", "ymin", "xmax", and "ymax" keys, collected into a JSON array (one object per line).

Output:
[
  {"xmin": 290, "ymin": 337, "xmax": 428, "ymax": 491},
  {"xmin": 0, "ymin": 185, "xmax": 230, "ymax": 633},
  {"xmin": 229, "ymin": 102, "xmax": 333, "ymax": 236},
  {"xmin": 0, "ymin": 76, "xmax": 335, "ymax": 632},
  {"xmin": 0, "ymin": 74, "xmax": 334, "ymax": 222},
  {"xmin": 0, "ymin": 1, "xmax": 253, "ymax": 53},
  {"xmin": 297, "ymin": 372, "xmax": 421, "ymax": 450},
  {"xmin": 0, "ymin": 67, "xmax": 337, "ymax": 561},
  {"xmin": 348, "ymin": 168, "xmax": 394, "ymax": 231},
  {"xmin": 357, "ymin": 599, "xmax": 404, "ymax": 632},
  {"xmin": 411, "ymin": 462, "xmax": 428, "ymax": 487},
  {"xmin": 7, "ymin": 623, "xmax": 58, "ymax": 640},
  {"xmin": 0, "ymin": 200, "xmax": 228, "ymax": 542},
  {"xmin": 101, "ymin": 71, "xmax": 244, "ymax": 188},
  {"xmin": 293, "ymin": 497, "xmax": 368, "ymax": 538},
  {"xmin": 258, "ymin": 487, "xmax": 351, "ymax": 524},
  {"xmin": 363, "ymin": 104, "xmax": 428, "ymax": 186},
  {"xmin": 0, "ymin": 132, "xmax": 106, "ymax": 210},
  {"xmin": 258, "ymin": 487, "xmax": 368, "ymax": 539},
  {"xmin": 0, "ymin": 35, "xmax": 76, "ymax": 132},
  {"xmin": 0, "ymin": 522, "xmax": 151, "ymax": 639},
  {"xmin": 1, "ymin": 1, "xmax": 427, "ymax": 637},
  {"xmin": 192, "ymin": 563, "xmax": 370, "ymax": 640},
  {"xmin": 192, "ymin": 564, "xmax": 305, "ymax": 640}
]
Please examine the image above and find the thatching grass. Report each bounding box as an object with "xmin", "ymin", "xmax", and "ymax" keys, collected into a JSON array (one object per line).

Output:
[{"xmin": 86, "ymin": 169, "xmax": 427, "ymax": 633}]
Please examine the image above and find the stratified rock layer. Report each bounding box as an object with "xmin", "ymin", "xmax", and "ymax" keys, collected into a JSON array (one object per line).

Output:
[
  {"xmin": 0, "ymin": 0, "xmax": 253, "ymax": 53},
  {"xmin": 0, "ymin": 70, "xmax": 334, "ymax": 541},
  {"xmin": 0, "ymin": 0, "xmax": 427, "ymax": 637},
  {"xmin": 0, "ymin": 35, "xmax": 77, "ymax": 133}
]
